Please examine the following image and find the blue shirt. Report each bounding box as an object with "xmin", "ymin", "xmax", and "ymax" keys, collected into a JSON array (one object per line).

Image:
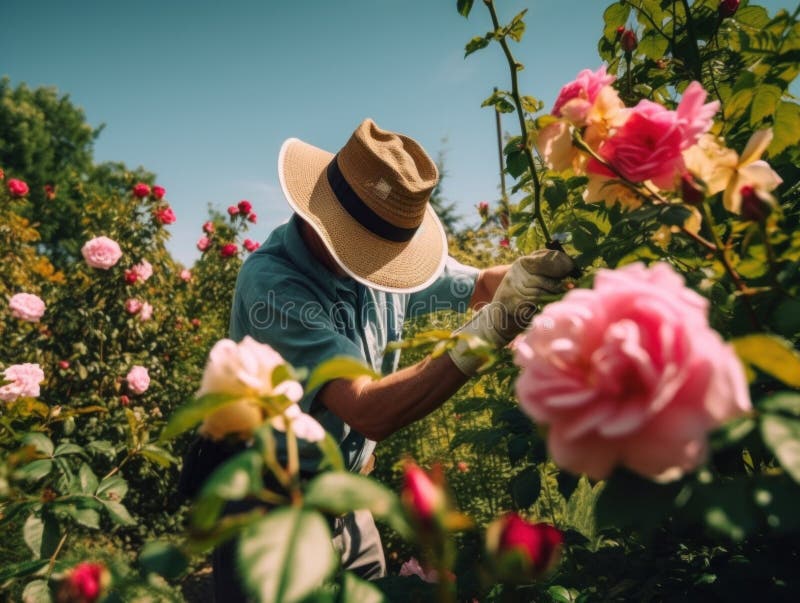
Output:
[{"xmin": 229, "ymin": 215, "xmax": 479, "ymax": 471}]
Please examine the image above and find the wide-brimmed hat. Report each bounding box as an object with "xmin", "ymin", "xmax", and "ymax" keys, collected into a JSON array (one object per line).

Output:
[{"xmin": 278, "ymin": 118, "xmax": 447, "ymax": 293}]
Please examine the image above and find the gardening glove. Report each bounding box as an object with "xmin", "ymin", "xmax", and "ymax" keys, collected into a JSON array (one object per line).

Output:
[{"xmin": 447, "ymin": 249, "xmax": 575, "ymax": 376}]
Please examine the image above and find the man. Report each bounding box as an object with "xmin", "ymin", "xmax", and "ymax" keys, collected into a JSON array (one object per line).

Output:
[{"xmin": 221, "ymin": 118, "xmax": 573, "ymax": 595}]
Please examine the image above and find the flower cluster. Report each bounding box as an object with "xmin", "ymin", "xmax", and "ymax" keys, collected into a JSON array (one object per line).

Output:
[{"xmin": 537, "ymin": 67, "xmax": 781, "ymax": 219}]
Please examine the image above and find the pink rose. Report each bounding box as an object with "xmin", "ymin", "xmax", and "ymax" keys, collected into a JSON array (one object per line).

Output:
[
  {"xmin": 152, "ymin": 185, "xmax": 166, "ymax": 200},
  {"xmin": 7, "ymin": 178, "xmax": 29, "ymax": 197},
  {"xmin": 124, "ymin": 298, "xmax": 143, "ymax": 314},
  {"xmin": 220, "ymin": 243, "xmax": 238, "ymax": 258},
  {"xmin": 126, "ymin": 365, "xmax": 150, "ymax": 395},
  {"xmin": 247, "ymin": 212, "xmax": 257, "ymax": 223},
  {"xmin": 487, "ymin": 514, "xmax": 563, "ymax": 578},
  {"xmin": 227, "ymin": 205, "xmax": 239, "ymax": 217},
  {"xmin": 129, "ymin": 259, "xmax": 153, "ymax": 282},
  {"xmin": 0, "ymin": 363, "xmax": 45, "ymax": 402},
  {"xmin": 551, "ymin": 66, "xmax": 615, "ymax": 124},
  {"xmin": 9, "ymin": 292, "xmax": 46, "ymax": 322},
  {"xmin": 514, "ymin": 262, "xmax": 750, "ymax": 482},
  {"xmin": 58, "ymin": 360, "xmax": 70, "ymax": 370},
  {"xmin": 179, "ymin": 269, "xmax": 192, "ymax": 282},
  {"xmin": 154, "ymin": 206, "xmax": 176, "ymax": 225},
  {"xmin": 399, "ymin": 557, "xmax": 446, "ymax": 583},
  {"xmin": 243, "ymin": 238, "xmax": 260, "ymax": 252},
  {"xmin": 499, "ymin": 237, "xmax": 510, "ymax": 248},
  {"xmin": 81, "ymin": 236, "xmax": 123, "ymax": 270},
  {"xmin": 237, "ymin": 199, "xmax": 252, "ymax": 214},
  {"xmin": 61, "ymin": 562, "xmax": 108, "ymax": 603},
  {"xmin": 477, "ymin": 201, "xmax": 489, "ymax": 218},
  {"xmin": 139, "ymin": 302, "xmax": 153, "ymax": 321},
  {"xmin": 202, "ymin": 221, "xmax": 215, "ymax": 234},
  {"xmin": 132, "ymin": 183, "xmax": 150, "ymax": 198},
  {"xmin": 197, "ymin": 236, "xmax": 211, "ymax": 252},
  {"xmin": 675, "ymin": 82, "xmax": 720, "ymax": 149},
  {"xmin": 402, "ymin": 463, "xmax": 445, "ymax": 524}
]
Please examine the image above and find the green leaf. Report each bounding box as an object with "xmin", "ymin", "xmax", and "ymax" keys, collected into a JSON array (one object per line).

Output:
[
  {"xmin": 710, "ymin": 416, "xmax": 756, "ymax": 450},
  {"xmin": 768, "ymin": 101, "xmax": 800, "ymax": 156},
  {"xmin": 761, "ymin": 413, "xmax": 800, "ymax": 483},
  {"xmin": 103, "ymin": 500, "xmax": 136, "ymax": 526},
  {"xmin": 602, "ymin": 3, "xmax": 631, "ymax": 41},
  {"xmin": 771, "ymin": 298, "xmax": 800, "ymax": 336},
  {"xmin": 24, "ymin": 514, "xmax": 45, "ymax": 557},
  {"xmin": 17, "ymin": 459, "xmax": 53, "ymax": 481},
  {"xmin": 751, "ymin": 84, "xmax": 782, "ymax": 126},
  {"xmin": 238, "ymin": 508, "xmax": 337, "ymax": 603},
  {"xmin": 339, "ymin": 571, "xmax": 387, "ymax": 603},
  {"xmin": 139, "ymin": 541, "xmax": 189, "ymax": 580},
  {"xmin": 96, "ymin": 475, "xmax": 128, "ymax": 501},
  {"xmin": 596, "ymin": 469, "xmax": 683, "ymax": 531},
  {"xmin": 192, "ymin": 450, "xmax": 264, "ymax": 531},
  {"xmin": 305, "ymin": 357, "xmax": 380, "ymax": 393},
  {"xmin": 732, "ymin": 334, "xmax": 800, "ymax": 387},
  {"xmin": 456, "ymin": 0, "xmax": 474, "ymax": 19},
  {"xmin": 760, "ymin": 392, "xmax": 800, "ymax": 417},
  {"xmin": 694, "ymin": 479, "xmax": 757, "ymax": 541},
  {"xmin": 61, "ymin": 505, "xmax": 100, "ymax": 529},
  {"xmin": 78, "ymin": 463, "xmax": 98, "ymax": 495},
  {"xmin": 548, "ymin": 585, "xmax": 578, "ymax": 603},
  {"xmin": 140, "ymin": 444, "xmax": 179, "ymax": 467},
  {"xmin": 505, "ymin": 10, "xmax": 527, "ymax": 42},
  {"xmin": 53, "ymin": 443, "xmax": 85, "ymax": 457},
  {"xmin": 0, "ymin": 559, "xmax": 49, "ymax": 582},
  {"xmin": 505, "ymin": 150, "xmax": 528, "ymax": 179},
  {"xmin": 88, "ymin": 440, "xmax": 116, "ymax": 457},
  {"xmin": 509, "ymin": 467, "xmax": 540, "ymax": 508},
  {"xmin": 22, "ymin": 579, "xmax": 51, "ymax": 603},
  {"xmin": 159, "ymin": 392, "xmax": 242, "ymax": 442},
  {"xmin": 464, "ymin": 35, "xmax": 490, "ymax": 57},
  {"xmin": 304, "ymin": 472, "xmax": 411, "ymax": 539},
  {"xmin": 543, "ymin": 179, "xmax": 568, "ymax": 211},
  {"xmin": 638, "ymin": 29, "xmax": 669, "ymax": 60},
  {"xmin": 23, "ymin": 433, "xmax": 54, "ymax": 457},
  {"xmin": 315, "ymin": 432, "xmax": 346, "ymax": 472}
]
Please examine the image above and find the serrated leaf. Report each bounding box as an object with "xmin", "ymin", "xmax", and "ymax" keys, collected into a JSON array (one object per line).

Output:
[
  {"xmin": 17, "ymin": 459, "xmax": 53, "ymax": 481},
  {"xmin": 761, "ymin": 413, "xmax": 800, "ymax": 484},
  {"xmin": 62, "ymin": 506, "xmax": 101, "ymax": 529},
  {"xmin": 140, "ymin": 444, "xmax": 178, "ymax": 467},
  {"xmin": 238, "ymin": 508, "xmax": 337, "ymax": 603},
  {"xmin": 24, "ymin": 514, "xmax": 45, "ymax": 557},
  {"xmin": 505, "ymin": 150, "xmax": 528, "ymax": 179},
  {"xmin": 305, "ymin": 357, "xmax": 380, "ymax": 393},
  {"xmin": 96, "ymin": 475, "xmax": 128, "ymax": 501},
  {"xmin": 53, "ymin": 443, "xmax": 85, "ymax": 457},
  {"xmin": 760, "ymin": 392, "xmax": 800, "ymax": 417},
  {"xmin": 103, "ymin": 500, "xmax": 136, "ymax": 525},
  {"xmin": 733, "ymin": 334, "xmax": 800, "ymax": 387},
  {"xmin": 506, "ymin": 10, "xmax": 527, "ymax": 42}
]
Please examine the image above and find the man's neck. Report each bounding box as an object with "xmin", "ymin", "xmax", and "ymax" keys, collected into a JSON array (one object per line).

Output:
[{"xmin": 297, "ymin": 217, "xmax": 348, "ymax": 278}]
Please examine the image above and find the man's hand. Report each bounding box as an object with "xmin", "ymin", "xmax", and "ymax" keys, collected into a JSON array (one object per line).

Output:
[{"xmin": 447, "ymin": 249, "xmax": 575, "ymax": 376}]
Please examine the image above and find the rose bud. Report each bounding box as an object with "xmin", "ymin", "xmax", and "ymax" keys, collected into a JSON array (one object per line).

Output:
[
  {"xmin": 7, "ymin": 178, "xmax": 29, "ymax": 197},
  {"xmin": 197, "ymin": 236, "xmax": 211, "ymax": 252},
  {"xmin": 120, "ymin": 395, "xmax": 130, "ymax": 407},
  {"xmin": 499, "ymin": 238, "xmax": 510, "ymax": 248},
  {"xmin": 243, "ymin": 238, "xmax": 260, "ymax": 252},
  {"xmin": 132, "ymin": 182, "xmax": 151, "ymax": 198},
  {"xmin": 621, "ymin": 29, "xmax": 638, "ymax": 53},
  {"xmin": 739, "ymin": 185, "xmax": 773, "ymax": 222},
  {"xmin": 719, "ymin": 0, "xmax": 740, "ymax": 18},
  {"xmin": 615, "ymin": 25, "xmax": 625, "ymax": 38},
  {"xmin": 478, "ymin": 201, "xmax": 489, "ymax": 219},
  {"xmin": 59, "ymin": 562, "xmax": 110, "ymax": 603},
  {"xmin": 237, "ymin": 199, "xmax": 253, "ymax": 214},
  {"xmin": 227, "ymin": 205, "xmax": 240, "ymax": 217},
  {"xmin": 0, "ymin": 167, "xmax": 4, "ymax": 180},
  {"xmin": 202, "ymin": 220, "xmax": 216, "ymax": 234},
  {"xmin": 58, "ymin": 360, "xmax": 70, "ymax": 370},
  {"xmin": 124, "ymin": 269, "xmax": 139, "ymax": 285},
  {"xmin": 220, "ymin": 243, "xmax": 238, "ymax": 258},
  {"xmin": 456, "ymin": 461, "xmax": 469, "ymax": 473},
  {"xmin": 401, "ymin": 462, "xmax": 446, "ymax": 524},
  {"xmin": 44, "ymin": 184, "xmax": 56, "ymax": 200},
  {"xmin": 680, "ymin": 172, "xmax": 705, "ymax": 205},
  {"xmin": 486, "ymin": 513, "xmax": 563, "ymax": 581},
  {"xmin": 179, "ymin": 268, "xmax": 192, "ymax": 282},
  {"xmin": 247, "ymin": 212, "xmax": 257, "ymax": 223},
  {"xmin": 191, "ymin": 318, "xmax": 201, "ymax": 328},
  {"xmin": 152, "ymin": 185, "xmax": 166, "ymax": 200}
]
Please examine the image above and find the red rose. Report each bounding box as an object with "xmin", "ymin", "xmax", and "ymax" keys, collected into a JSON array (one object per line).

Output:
[
  {"xmin": 58, "ymin": 360, "xmax": 70, "ymax": 370},
  {"xmin": 243, "ymin": 238, "xmax": 260, "ymax": 252},
  {"xmin": 124, "ymin": 270, "xmax": 139, "ymax": 285},
  {"xmin": 719, "ymin": 0, "xmax": 740, "ymax": 18},
  {"xmin": 621, "ymin": 29, "xmax": 638, "ymax": 53},
  {"xmin": 499, "ymin": 238, "xmax": 510, "ymax": 248},
  {"xmin": 61, "ymin": 562, "xmax": 109, "ymax": 603},
  {"xmin": 478, "ymin": 201, "xmax": 489, "ymax": 219},
  {"xmin": 120, "ymin": 395, "xmax": 130, "ymax": 407},
  {"xmin": 191, "ymin": 318, "xmax": 201, "ymax": 328},
  {"xmin": 227, "ymin": 205, "xmax": 239, "ymax": 217},
  {"xmin": 220, "ymin": 243, "xmax": 238, "ymax": 257},
  {"xmin": 133, "ymin": 182, "xmax": 151, "ymax": 198},
  {"xmin": 487, "ymin": 514, "xmax": 563, "ymax": 579},
  {"xmin": 247, "ymin": 212, "xmax": 257, "ymax": 223},
  {"xmin": 197, "ymin": 236, "xmax": 211, "ymax": 252},
  {"xmin": 152, "ymin": 185, "xmax": 166, "ymax": 200},
  {"xmin": 401, "ymin": 462, "xmax": 445, "ymax": 524},
  {"xmin": 154, "ymin": 206, "xmax": 177, "ymax": 225},
  {"xmin": 202, "ymin": 220, "xmax": 216, "ymax": 234},
  {"xmin": 237, "ymin": 199, "xmax": 253, "ymax": 214},
  {"xmin": 7, "ymin": 178, "xmax": 29, "ymax": 197}
]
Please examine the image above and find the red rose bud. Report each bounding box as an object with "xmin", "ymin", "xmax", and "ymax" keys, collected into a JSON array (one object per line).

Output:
[
  {"xmin": 478, "ymin": 201, "xmax": 489, "ymax": 219},
  {"xmin": 456, "ymin": 461, "xmax": 469, "ymax": 473},
  {"xmin": 61, "ymin": 562, "xmax": 109, "ymax": 603},
  {"xmin": 719, "ymin": 0, "xmax": 740, "ymax": 18},
  {"xmin": 220, "ymin": 243, "xmax": 238, "ymax": 257},
  {"xmin": 402, "ymin": 462, "xmax": 445, "ymax": 524},
  {"xmin": 739, "ymin": 185, "xmax": 772, "ymax": 222},
  {"xmin": 191, "ymin": 318, "xmax": 201, "ymax": 328},
  {"xmin": 152, "ymin": 185, "xmax": 166, "ymax": 200},
  {"xmin": 7, "ymin": 178, "xmax": 29, "ymax": 197},
  {"xmin": 154, "ymin": 206, "xmax": 177, "ymax": 224},
  {"xmin": 247, "ymin": 212, "xmax": 258, "ymax": 223},
  {"xmin": 243, "ymin": 238, "xmax": 260, "ymax": 252},
  {"xmin": 58, "ymin": 360, "xmax": 70, "ymax": 370},
  {"xmin": 499, "ymin": 238, "xmax": 510, "ymax": 248},
  {"xmin": 120, "ymin": 395, "xmax": 130, "ymax": 407},
  {"xmin": 133, "ymin": 182, "xmax": 151, "ymax": 198},
  {"xmin": 44, "ymin": 184, "xmax": 56, "ymax": 200},
  {"xmin": 124, "ymin": 270, "xmax": 139, "ymax": 285},
  {"xmin": 237, "ymin": 199, "xmax": 253, "ymax": 214},
  {"xmin": 197, "ymin": 236, "xmax": 211, "ymax": 252},
  {"xmin": 621, "ymin": 29, "xmax": 638, "ymax": 53},
  {"xmin": 680, "ymin": 172, "xmax": 705, "ymax": 205},
  {"xmin": 615, "ymin": 25, "xmax": 625, "ymax": 38},
  {"xmin": 202, "ymin": 220, "xmax": 216, "ymax": 234},
  {"xmin": 227, "ymin": 205, "xmax": 240, "ymax": 217},
  {"xmin": 487, "ymin": 514, "xmax": 563, "ymax": 580}
]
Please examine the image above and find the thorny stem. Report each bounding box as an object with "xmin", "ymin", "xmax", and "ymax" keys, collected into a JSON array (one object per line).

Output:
[{"xmin": 483, "ymin": 0, "xmax": 552, "ymax": 244}]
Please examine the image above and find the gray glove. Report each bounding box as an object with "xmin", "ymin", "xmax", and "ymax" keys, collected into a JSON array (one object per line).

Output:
[{"xmin": 447, "ymin": 249, "xmax": 575, "ymax": 376}]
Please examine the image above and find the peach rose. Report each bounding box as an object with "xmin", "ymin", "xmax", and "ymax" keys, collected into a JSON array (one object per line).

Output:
[
  {"xmin": 81, "ymin": 236, "xmax": 123, "ymax": 270},
  {"xmin": 9, "ymin": 293, "xmax": 46, "ymax": 322},
  {"xmin": 514, "ymin": 262, "xmax": 750, "ymax": 482}
]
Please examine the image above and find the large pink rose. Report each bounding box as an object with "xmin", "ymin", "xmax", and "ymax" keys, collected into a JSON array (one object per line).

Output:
[
  {"xmin": 0, "ymin": 363, "xmax": 45, "ymax": 402},
  {"xmin": 126, "ymin": 365, "xmax": 150, "ymax": 395},
  {"xmin": 551, "ymin": 66, "xmax": 615, "ymax": 125},
  {"xmin": 9, "ymin": 293, "xmax": 46, "ymax": 322},
  {"xmin": 81, "ymin": 236, "xmax": 123, "ymax": 270},
  {"xmin": 514, "ymin": 262, "xmax": 750, "ymax": 482},
  {"xmin": 129, "ymin": 259, "xmax": 153, "ymax": 282}
]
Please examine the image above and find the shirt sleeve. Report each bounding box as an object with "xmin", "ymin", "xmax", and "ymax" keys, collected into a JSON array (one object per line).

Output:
[
  {"xmin": 406, "ymin": 256, "xmax": 480, "ymax": 319},
  {"xmin": 229, "ymin": 260, "xmax": 364, "ymax": 412}
]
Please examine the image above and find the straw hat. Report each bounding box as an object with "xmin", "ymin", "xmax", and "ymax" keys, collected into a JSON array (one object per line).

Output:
[{"xmin": 278, "ymin": 118, "xmax": 447, "ymax": 293}]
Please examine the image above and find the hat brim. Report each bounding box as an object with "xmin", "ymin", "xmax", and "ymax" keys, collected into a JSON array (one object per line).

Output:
[{"xmin": 278, "ymin": 137, "xmax": 448, "ymax": 294}]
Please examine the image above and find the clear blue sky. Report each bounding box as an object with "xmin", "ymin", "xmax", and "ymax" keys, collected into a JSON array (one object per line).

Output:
[{"xmin": 2, "ymin": 0, "xmax": 793, "ymax": 266}]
